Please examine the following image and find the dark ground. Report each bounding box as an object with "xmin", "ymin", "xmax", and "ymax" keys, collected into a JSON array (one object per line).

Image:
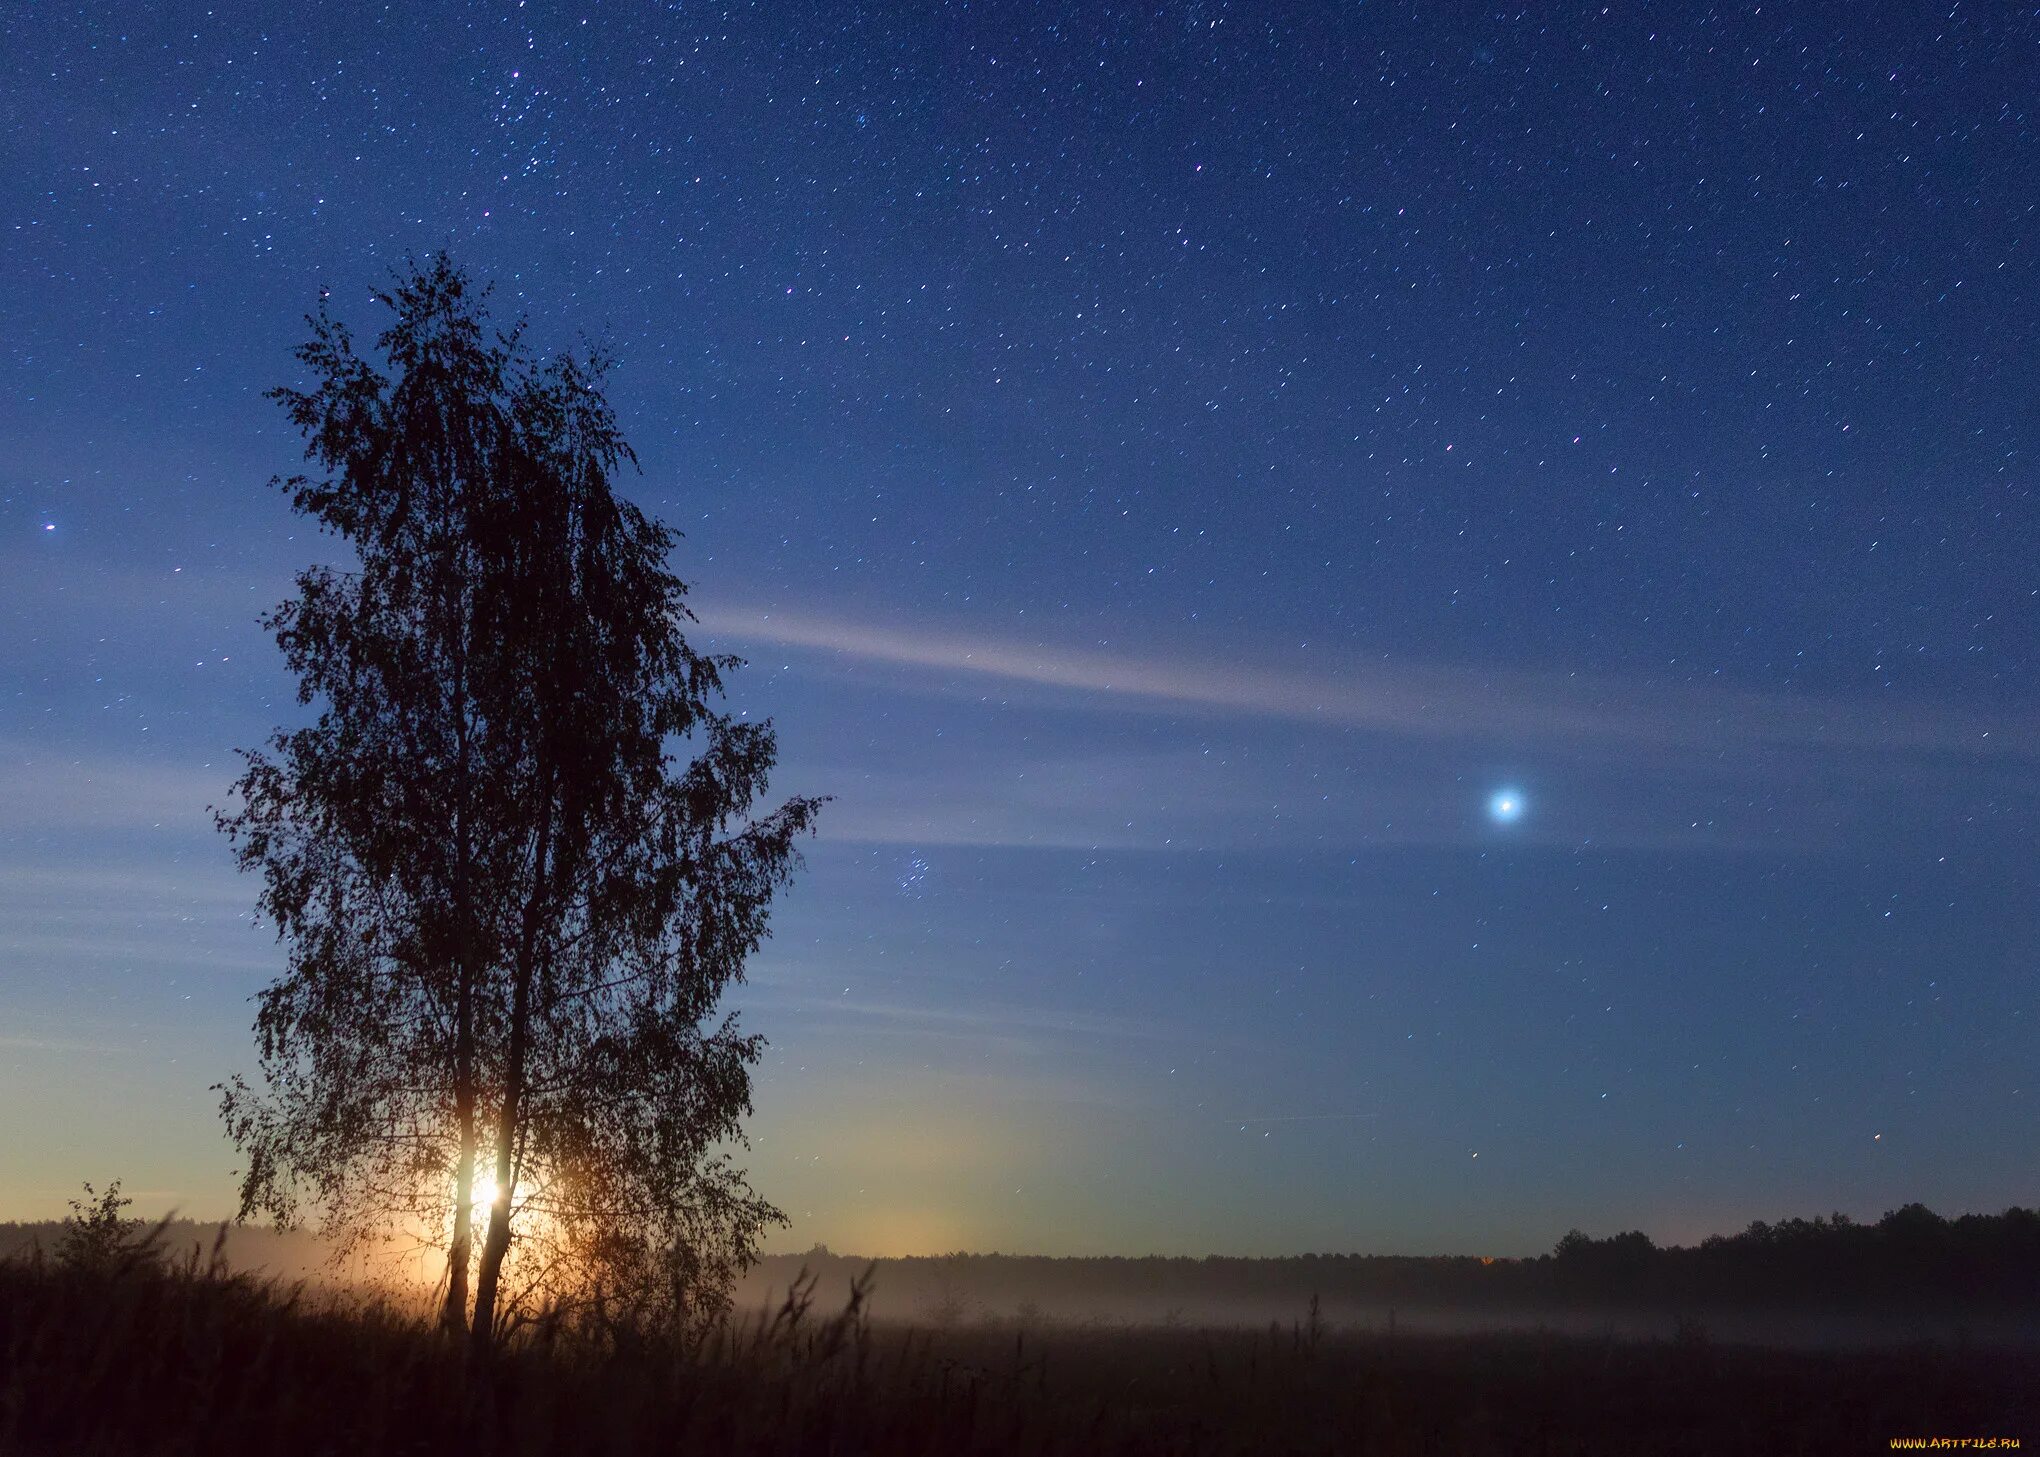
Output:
[{"xmin": 1, "ymin": 1250, "xmax": 2032, "ymax": 1456}]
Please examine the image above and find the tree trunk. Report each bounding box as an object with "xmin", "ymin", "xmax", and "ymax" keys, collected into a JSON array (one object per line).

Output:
[
  {"xmin": 468, "ymin": 780, "xmax": 554, "ymax": 1356},
  {"xmin": 440, "ymin": 974, "xmax": 476, "ymax": 1333},
  {"xmin": 467, "ymin": 996, "xmax": 524, "ymax": 1354},
  {"xmin": 442, "ymin": 1136, "xmax": 474, "ymax": 1331},
  {"xmin": 440, "ymin": 676, "xmax": 477, "ymax": 1335}
]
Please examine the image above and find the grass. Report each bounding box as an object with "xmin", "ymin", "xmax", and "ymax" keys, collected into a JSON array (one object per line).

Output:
[{"xmin": 1, "ymin": 1247, "xmax": 2032, "ymax": 1455}]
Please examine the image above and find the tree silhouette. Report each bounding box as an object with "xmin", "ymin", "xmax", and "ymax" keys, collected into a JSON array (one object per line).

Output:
[
  {"xmin": 55, "ymin": 1181, "xmax": 157, "ymax": 1276},
  {"xmin": 216, "ymin": 255, "xmax": 822, "ymax": 1351}
]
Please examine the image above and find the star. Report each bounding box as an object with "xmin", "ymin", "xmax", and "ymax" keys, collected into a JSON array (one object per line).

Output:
[{"xmin": 1488, "ymin": 788, "xmax": 1525, "ymax": 824}]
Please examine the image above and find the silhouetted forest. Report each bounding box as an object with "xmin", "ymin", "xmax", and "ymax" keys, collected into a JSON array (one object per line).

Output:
[{"xmin": 731, "ymin": 1204, "xmax": 2040, "ymax": 1326}]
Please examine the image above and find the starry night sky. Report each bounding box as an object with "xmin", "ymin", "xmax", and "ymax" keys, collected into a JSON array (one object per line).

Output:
[{"xmin": 3, "ymin": 3, "xmax": 2036, "ymax": 1256}]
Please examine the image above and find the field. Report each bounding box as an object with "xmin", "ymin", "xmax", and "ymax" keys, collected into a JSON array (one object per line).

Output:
[{"xmin": 2, "ymin": 1245, "xmax": 2032, "ymax": 1456}]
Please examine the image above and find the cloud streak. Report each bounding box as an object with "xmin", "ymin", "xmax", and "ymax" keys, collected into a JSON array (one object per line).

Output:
[
  {"xmin": 695, "ymin": 606, "xmax": 2028, "ymax": 760},
  {"xmin": 0, "ymin": 744, "xmax": 230, "ymax": 832}
]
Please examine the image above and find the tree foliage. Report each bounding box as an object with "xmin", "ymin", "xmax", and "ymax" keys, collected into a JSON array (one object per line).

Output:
[
  {"xmin": 55, "ymin": 1182, "xmax": 159, "ymax": 1277},
  {"xmin": 216, "ymin": 254, "xmax": 821, "ymax": 1348}
]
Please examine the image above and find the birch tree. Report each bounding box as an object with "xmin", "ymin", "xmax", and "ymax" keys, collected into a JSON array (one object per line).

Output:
[{"xmin": 217, "ymin": 255, "xmax": 820, "ymax": 1350}]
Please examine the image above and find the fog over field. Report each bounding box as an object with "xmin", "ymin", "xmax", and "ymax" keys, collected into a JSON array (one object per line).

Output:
[{"xmin": 9, "ymin": 1209, "xmax": 2035, "ymax": 1353}]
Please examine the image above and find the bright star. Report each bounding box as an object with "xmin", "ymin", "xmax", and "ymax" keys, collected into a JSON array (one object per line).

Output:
[{"xmin": 1488, "ymin": 788, "xmax": 1525, "ymax": 824}]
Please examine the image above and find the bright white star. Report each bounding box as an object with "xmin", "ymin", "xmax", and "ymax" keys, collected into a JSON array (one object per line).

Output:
[{"xmin": 1488, "ymin": 789, "xmax": 1525, "ymax": 824}]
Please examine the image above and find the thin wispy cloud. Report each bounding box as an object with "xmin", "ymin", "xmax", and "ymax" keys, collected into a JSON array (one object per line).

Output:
[
  {"xmin": 696, "ymin": 606, "xmax": 2027, "ymax": 760},
  {"xmin": 755, "ymin": 992, "xmax": 1208, "ymax": 1049},
  {"xmin": 0, "ymin": 744, "xmax": 230, "ymax": 832},
  {"xmin": 797, "ymin": 740, "xmax": 1909, "ymax": 854},
  {"xmin": 1224, "ymin": 1112, "xmax": 1385, "ymax": 1124},
  {"xmin": 0, "ymin": 1033, "xmax": 127, "ymax": 1056}
]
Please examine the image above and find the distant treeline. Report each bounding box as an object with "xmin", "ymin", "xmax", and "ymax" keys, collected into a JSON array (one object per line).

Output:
[
  {"xmin": 741, "ymin": 1205, "xmax": 2040, "ymax": 1318},
  {"xmin": 5, "ymin": 1202, "xmax": 2035, "ymax": 1319},
  {"xmin": 0, "ymin": 1220, "xmax": 336, "ymax": 1283}
]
